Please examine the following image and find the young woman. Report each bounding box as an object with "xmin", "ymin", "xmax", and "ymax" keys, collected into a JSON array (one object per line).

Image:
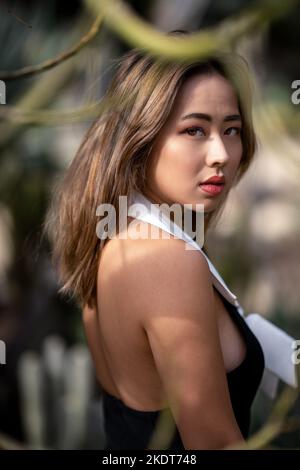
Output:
[{"xmin": 44, "ymin": 30, "xmax": 297, "ymax": 450}]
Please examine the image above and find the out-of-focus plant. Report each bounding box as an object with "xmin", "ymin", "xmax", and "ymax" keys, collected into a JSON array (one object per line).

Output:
[
  {"xmin": 16, "ymin": 335, "xmax": 101, "ymax": 449},
  {"xmin": 86, "ymin": 0, "xmax": 298, "ymax": 61},
  {"xmin": 0, "ymin": 14, "xmax": 104, "ymax": 81},
  {"xmin": 0, "ymin": 0, "xmax": 298, "ymax": 127}
]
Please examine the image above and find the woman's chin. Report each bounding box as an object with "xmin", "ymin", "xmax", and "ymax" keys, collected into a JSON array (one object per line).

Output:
[{"xmin": 202, "ymin": 201, "xmax": 218, "ymax": 213}]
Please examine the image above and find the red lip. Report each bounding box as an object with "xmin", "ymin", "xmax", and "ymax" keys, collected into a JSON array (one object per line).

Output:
[{"xmin": 200, "ymin": 175, "xmax": 225, "ymax": 184}]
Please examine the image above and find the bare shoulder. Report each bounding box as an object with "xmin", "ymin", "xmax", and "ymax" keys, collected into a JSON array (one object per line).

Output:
[
  {"xmin": 126, "ymin": 233, "xmax": 214, "ymax": 324},
  {"xmin": 98, "ymin": 220, "xmax": 213, "ymax": 322},
  {"xmin": 117, "ymin": 229, "xmax": 214, "ymax": 330}
]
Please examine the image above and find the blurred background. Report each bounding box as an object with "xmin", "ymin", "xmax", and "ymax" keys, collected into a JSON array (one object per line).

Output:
[{"xmin": 0, "ymin": 0, "xmax": 299, "ymax": 450}]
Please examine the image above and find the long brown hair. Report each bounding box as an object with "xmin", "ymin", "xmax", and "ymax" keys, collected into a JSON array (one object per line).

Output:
[{"xmin": 43, "ymin": 30, "xmax": 257, "ymax": 309}]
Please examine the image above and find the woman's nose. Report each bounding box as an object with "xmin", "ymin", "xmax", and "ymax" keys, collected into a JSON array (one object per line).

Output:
[{"xmin": 205, "ymin": 135, "xmax": 230, "ymax": 167}]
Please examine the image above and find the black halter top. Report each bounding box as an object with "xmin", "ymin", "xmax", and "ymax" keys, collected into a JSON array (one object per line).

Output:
[{"xmin": 102, "ymin": 292, "xmax": 265, "ymax": 450}]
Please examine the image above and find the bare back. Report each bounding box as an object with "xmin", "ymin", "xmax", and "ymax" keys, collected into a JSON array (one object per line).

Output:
[{"xmin": 86, "ymin": 218, "xmax": 247, "ymax": 412}]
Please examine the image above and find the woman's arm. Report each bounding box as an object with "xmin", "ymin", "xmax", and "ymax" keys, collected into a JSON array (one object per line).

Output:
[{"xmin": 134, "ymin": 238, "xmax": 245, "ymax": 450}]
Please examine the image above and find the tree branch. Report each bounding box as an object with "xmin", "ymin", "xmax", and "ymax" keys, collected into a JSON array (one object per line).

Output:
[{"xmin": 0, "ymin": 14, "xmax": 104, "ymax": 81}]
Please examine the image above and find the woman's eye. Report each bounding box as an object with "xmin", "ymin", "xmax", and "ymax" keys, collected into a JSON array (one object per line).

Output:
[
  {"xmin": 225, "ymin": 127, "xmax": 242, "ymax": 136},
  {"xmin": 184, "ymin": 126, "xmax": 205, "ymax": 137}
]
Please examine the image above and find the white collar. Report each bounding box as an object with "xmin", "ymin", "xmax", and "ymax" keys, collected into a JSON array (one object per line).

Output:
[{"xmin": 127, "ymin": 190, "xmax": 298, "ymax": 399}]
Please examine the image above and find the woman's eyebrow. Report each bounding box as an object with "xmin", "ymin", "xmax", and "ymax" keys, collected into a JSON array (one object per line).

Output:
[{"xmin": 180, "ymin": 112, "xmax": 242, "ymax": 122}]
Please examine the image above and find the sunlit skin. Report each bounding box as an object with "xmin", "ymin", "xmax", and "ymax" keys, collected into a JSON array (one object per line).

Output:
[{"xmin": 144, "ymin": 72, "xmax": 243, "ymax": 222}]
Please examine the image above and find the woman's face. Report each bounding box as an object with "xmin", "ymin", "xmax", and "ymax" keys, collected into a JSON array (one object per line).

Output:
[{"xmin": 145, "ymin": 72, "xmax": 243, "ymax": 214}]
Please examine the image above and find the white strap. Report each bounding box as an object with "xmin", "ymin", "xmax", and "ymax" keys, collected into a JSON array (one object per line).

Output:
[{"xmin": 128, "ymin": 191, "xmax": 298, "ymax": 399}]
